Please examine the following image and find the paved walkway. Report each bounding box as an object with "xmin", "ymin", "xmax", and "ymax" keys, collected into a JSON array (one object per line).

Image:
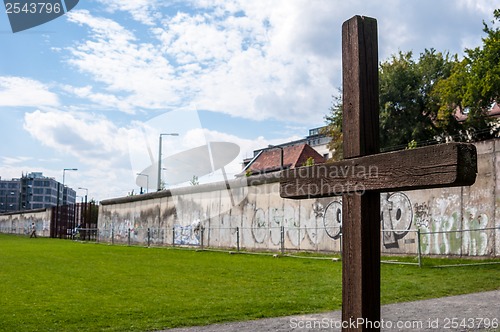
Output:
[{"xmin": 166, "ymin": 290, "xmax": 499, "ymax": 331}]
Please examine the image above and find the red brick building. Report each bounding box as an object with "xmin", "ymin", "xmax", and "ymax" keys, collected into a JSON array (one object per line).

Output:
[{"xmin": 242, "ymin": 143, "xmax": 325, "ymax": 176}]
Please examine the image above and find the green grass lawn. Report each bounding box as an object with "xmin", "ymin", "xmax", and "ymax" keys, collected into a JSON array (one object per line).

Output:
[{"xmin": 0, "ymin": 234, "xmax": 499, "ymax": 332}]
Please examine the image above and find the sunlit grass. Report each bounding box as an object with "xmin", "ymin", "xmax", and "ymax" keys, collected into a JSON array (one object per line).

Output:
[{"xmin": 0, "ymin": 234, "xmax": 498, "ymax": 331}]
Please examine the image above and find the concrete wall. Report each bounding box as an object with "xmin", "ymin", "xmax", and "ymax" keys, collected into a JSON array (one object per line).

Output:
[
  {"xmin": 0, "ymin": 208, "xmax": 52, "ymax": 237},
  {"xmin": 98, "ymin": 139, "xmax": 499, "ymax": 257}
]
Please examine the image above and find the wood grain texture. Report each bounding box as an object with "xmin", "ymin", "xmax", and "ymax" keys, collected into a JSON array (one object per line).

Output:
[
  {"xmin": 342, "ymin": 15, "xmax": 379, "ymax": 158},
  {"xmin": 279, "ymin": 143, "xmax": 478, "ymax": 199},
  {"xmin": 278, "ymin": 14, "xmax": 477, "ymax": 332},
  {"xmin": 342, "ymin": 192, "xmax": 380, "ymax": 329},
  {"xmin": 341, "ymin": 15, "xmax": 381, "ymax": 331}
]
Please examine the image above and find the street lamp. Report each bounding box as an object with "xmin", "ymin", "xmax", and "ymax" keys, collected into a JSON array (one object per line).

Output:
[
  {"xmin": 136, "ymin": 173, "xmax": 149, "ymax": 193},
  {"xmin": 62, "ymin": 168, "xmax": 78, "ymax": 205},
  {"xmin": 78, "ymin": 187, "xmax": 88, "ymax": 203},
  {"xmin": 157, "ymin": 133, "xmax": 179, "ymax": 191},
  {"xmin": 63, "ymin": 168, "xmax": 78, "ymax": 187},
  {"xmin": 2, "ymin": 191, "xmax": 15, "ymax": 213}
]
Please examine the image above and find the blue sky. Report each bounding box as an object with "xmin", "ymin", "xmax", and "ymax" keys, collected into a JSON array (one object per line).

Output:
[{"xmin": 0, "ymin": 0, "xmax": 497, "ymax": 201}]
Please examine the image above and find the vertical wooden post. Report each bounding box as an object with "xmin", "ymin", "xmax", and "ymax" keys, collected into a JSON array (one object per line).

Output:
[{"xmin": 341, "ymin": 16, "xmax": 380, "ymax": 331}]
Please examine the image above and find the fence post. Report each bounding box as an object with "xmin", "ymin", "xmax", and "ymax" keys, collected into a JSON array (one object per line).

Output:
[
  {"xmin": 200, "ymin": 227, "xmax": 204, "ymax": 249},
  {"xmin": 111, "ymin": 227, "xmax": 114, "ymax": 245},
  {"xmin": 147, "ymin": 228, "xmax": 151, "ymax": 247},
  {"xmin": 340, "ymin": 232, "xmax": 343, "ymax": 259},
  {"xmin": 172, "ymin": 227, "xmax": 175, "ymax": 247},
  {"xmin": 236, "ymin": 227, "xmax": 240, "ymax": 252},
  {"xmin": 128, "ymin": 228, "xmax": 131, "ymax": 246},
  {"xmin": 280, "ymin": 225, "xmax": 285, "ymax": 255},
  {"xmin": 417, "ymin": 229, "xmax": 422, "ymax": 268}
]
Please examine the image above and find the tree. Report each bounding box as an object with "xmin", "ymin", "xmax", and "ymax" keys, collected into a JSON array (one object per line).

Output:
[
  {"xmin": 435, "ymin": 9, "xmax": 500, "ymax": 140},
  {"xmin": 379, "ymin": 49, "xmax": 455, "ymax": 149},
  {"xmin": 321, "ymin": 93, "xmax": 343, "ymax": 160},
  {"xmin": 189, "ymin": 175, "xmax": 199, "ymax": 186},
  {"xmin": 324, "ymin": 8, "xmax": 500, "ymax": 156},
  {"xmin": 324, "ymin": 50, "xmax": 455, "ymax": 158}
]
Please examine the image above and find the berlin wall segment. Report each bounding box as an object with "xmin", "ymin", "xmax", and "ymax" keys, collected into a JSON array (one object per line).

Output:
[{"xmin": 93, "ymin": 138, "xmax": 500, "ymax": 257}]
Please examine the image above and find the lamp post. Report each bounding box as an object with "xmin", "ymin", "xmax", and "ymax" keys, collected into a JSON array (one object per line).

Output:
[
  {"xmin": 55, "ymin": 168, "xmax": 77, "ymax": 238},
  {"xmin": 136, "ymin": 173, "xmax": 149, "ymax": 193},
  {"xmin": 78, "ymin": 187, "xmax": 88, "ymax": 203},
  {"xmin": 157, "ymin": 133, "xmax": 179, "ymax": 191},
  {"xmin": 2, "ymin": 191, "xmax": 15, "ymax": 213},
  {"xmin": 62, "ymin": 168, "xmax": 78, "ymax": 205}
]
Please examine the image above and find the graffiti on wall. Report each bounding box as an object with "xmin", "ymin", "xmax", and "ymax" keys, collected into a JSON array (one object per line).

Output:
[
  {"xmin": 96, "ymin": 189, "xmax": 494, "ymax": 256},
  {"xmin": 415, "ymin": 202, "xmax": 490, "ymax": 256},
  {"xmin": 319, "ymin": 193, "xmax": 414, "ymax": 249},
  {"xmin": 380, "ymin": 192, "xmax": 413, "ymax": 248},
  {"xmin": 174, "ymin": 220, "xmax": 202, "ymax": 245},
  {"xmin": 323, "ymin": 201, "xmax": 342, "ymax": 240},
  {"xmin": 248, "ymin": 193, "xmax": 414, "ymax": 249}
]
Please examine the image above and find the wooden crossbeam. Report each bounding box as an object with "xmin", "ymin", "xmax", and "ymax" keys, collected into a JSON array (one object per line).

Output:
[
  {"xmin": 280, "ymin": 143, "xmax": 477, "ymax": 199},
  {"xmin": 279, "ymin": 15, "xmax": 477, "ymax": 331}
]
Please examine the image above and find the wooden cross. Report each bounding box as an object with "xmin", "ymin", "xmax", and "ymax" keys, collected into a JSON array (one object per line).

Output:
[{"xmin": 280, "ymin": 16, "xmax": 477, "ymax": 331}]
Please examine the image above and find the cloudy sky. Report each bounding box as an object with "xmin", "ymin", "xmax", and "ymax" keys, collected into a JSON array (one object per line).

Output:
[{"xmin": 0, "ymin": 0, "xmax": 497, "ymax": 201}]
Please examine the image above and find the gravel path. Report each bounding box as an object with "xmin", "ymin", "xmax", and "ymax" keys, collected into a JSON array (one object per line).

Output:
[{"xmin": 165, "ymin": 290, "xmax": 499, "ymax": 331}]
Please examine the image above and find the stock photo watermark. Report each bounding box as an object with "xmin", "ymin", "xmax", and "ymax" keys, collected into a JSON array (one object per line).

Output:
[
  {"xmin": 3, "ymin": 0, "xmax": 79, "ymax": 33},
  {"xmin": 289, "ymin": 317, "xmax": 499, "ymax": 330}
]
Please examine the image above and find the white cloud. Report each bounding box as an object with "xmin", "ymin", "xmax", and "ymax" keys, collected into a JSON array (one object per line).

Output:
[
  {"xmin": 0, "ymin": 76, "xmax": 59, "ymax": 107},
  {"xmin": 20, "ymin": 110, "xmax": 155, "ymax": 199},
  {"xmin": 65, "ymin": 4, "xmax": 339, "ymax": 123},
  {"xmin": 95, "ymin": 0, "xmax": 162, "ymax": 25},
  {"xmin": 61, "ymin": 1, "xmax": 496, "ymax": 126},
  {"xmin": 61, "ymin": 85, "xmax": 134, "ymax": 113},
  {"xmin": 1, "ymin": 156, "xmax": 32, "ymax": 165},
  {"xmin": 23, "ymin": 110, "xmax": 131, "ymax": 167},
  {"xmin": 66, "ymin": 10, "xmax": 185, "ymax": 113},
  {"xmin": 456, "ymin": 0, "xmax": 498, "ymax": 15}
]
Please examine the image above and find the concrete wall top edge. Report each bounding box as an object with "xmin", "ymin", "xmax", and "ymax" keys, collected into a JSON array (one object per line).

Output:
[
  {"xmin": 100, "ymin": 172, "xmax": 281, "ymax": 206},
  {"xmin": 0, "ymin": 208, "xmax": 48, "ymax": 216}
]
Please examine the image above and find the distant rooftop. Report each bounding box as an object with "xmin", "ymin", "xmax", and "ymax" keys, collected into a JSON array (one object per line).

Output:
[{"xmin": 242, "ymin": 143, "xmax": 325, "ymax": 176}]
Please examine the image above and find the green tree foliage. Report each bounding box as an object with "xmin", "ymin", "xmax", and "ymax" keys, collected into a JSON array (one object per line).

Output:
[
  {"xmin": 435, "ymin": 9, "xmax": 500, "ymax": 140},
  {"xmin": 379, "ymin": 49, "xmax": 454, "ymax": 149},
  {"xmin": 324, "ymin": 50, "xmax": 455, "ymax": 158},
  {"xmin": 324, "ymin": 8, "xmax": 500, "ymax": 158},
  {"xmin": 189, "ymin": 175, "xmax": 199, "ymax": 186},
  {"xmin": 302, "ymin": 156, "xmax": 315, "ymax": 167},
  {"xmin": 321, "ymin": 93, "xmax": 343, "ymax": 160}
]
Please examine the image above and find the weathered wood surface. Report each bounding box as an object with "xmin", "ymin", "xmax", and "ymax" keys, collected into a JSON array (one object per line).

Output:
[
  {"xmin": 340, "ymin": 15, "xmax": 381, "ymax": 330},
  {"xmin": 342, "ymin": 16, "xmax": 379, "ymax": 158},
  {"xmin": 279, "ymin": 15, "xmax": 477, "ymax": 331},
  {"xmin": 280, "ymin": 142, "xmax": 477, "ymax": 199}
]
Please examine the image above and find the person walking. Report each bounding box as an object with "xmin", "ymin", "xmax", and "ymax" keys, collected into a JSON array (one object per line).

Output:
[{"xmin": 30, "ymin": 222, "xmax": 37, "ymax": 238}]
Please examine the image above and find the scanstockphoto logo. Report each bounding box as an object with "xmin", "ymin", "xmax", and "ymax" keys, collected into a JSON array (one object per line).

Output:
[
  {"xmin": 3, "ymin": 0, "xmax": 79, "ymax": 33},
  {"xmin": 128, "ymin": 109, "xmax": 248, "ymax": 223}
]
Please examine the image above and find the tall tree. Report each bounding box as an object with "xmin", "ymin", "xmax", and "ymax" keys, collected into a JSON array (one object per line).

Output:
[
  {"xmin": 435, "ymin": 9, "xmax": 500, "ymax": 140},
  {"xmin": 324, "ymin": 49, "xmax": 455, "ymax": 158},
  {"xmin": 322, "ymin": 93, "xmax": 343, "ymax": 160},
  {"xmin": 379, "ymin": 49, "xmax": 454, "ymax": 149},
  {"xmin": 324, "ymin": 8, "xmax": 500, "ymax": 158}
]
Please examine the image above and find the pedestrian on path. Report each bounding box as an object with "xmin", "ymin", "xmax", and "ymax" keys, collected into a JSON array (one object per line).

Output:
[{"xmin": 30, "ymin": 222, "xmax": 37, "ymax": 238}]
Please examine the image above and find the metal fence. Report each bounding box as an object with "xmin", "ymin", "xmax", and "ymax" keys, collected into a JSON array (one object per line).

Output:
[
  {"xmin": 55, "ymin": 225, "xmax": 499, "ymax": 261},
  {"xmin": 0, "ymin": 225, "xmax": 51, "ymax": 237},
  {"xmin": 2, "ymin": 224, "xmax": 498, "ymax": 263}
]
